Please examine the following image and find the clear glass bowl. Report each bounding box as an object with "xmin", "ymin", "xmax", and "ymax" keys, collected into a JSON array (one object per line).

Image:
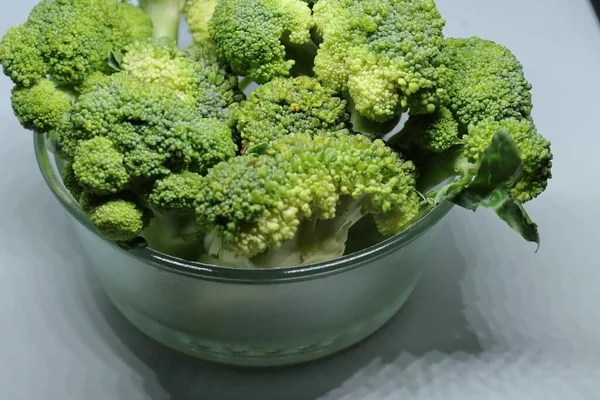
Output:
[{"xmin": 34, "ymin": 133, "xmax": 453, "ymax": 367}]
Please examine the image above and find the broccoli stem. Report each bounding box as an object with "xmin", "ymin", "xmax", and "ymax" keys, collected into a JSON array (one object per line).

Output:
[
  {"xmin": 416, "ymin": 147, "xmax": 478, "ymax": 202},
  {"xmin": 199, "ymin": 197, "xmax": 370, "ymax": 269},
  {"xmin": 141, "ymin": 211, "xmax": 205, "ymax": 260},
  {"xmin": 284, "ymin": 36, "xmax": 319, "ymax": 78},
  {"xmin": 238, "ymin": 76, "xmax": 254, "ymax": 92},
  {"xmin": 348, "ymin": 100, "xmax": 402, "ymax": 138},
  {"xmin": 139, "ymin": 0, "xmax": 186, "ymax": 42},
  {"xmin": 252, "ymin": 197, "xmax": 368, "ymax": 268}
]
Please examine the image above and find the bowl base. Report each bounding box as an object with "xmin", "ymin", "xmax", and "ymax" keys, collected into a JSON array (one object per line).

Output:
[{"xmin": 105, "ymin": 283, "xmax": 418, "ymax": 368}]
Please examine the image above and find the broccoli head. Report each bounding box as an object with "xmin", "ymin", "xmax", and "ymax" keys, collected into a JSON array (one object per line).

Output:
[
  {"xmin": 0, "ymin": 0, "xmax": 152, "ymax": 87},
  {"xmin": 72, "ymin": 137, "xmax": 130, "ymax": 195},
  {"xmin": 233, "ymin": 76, "xmax": 350, "ymax": 151},
  {"xmin": 442, "ymin": 37, "xmax": 533, "ymax": 127},
  {"xmin": 313, "ymin": 0, "xmax": 448, "ymax": 122},
  {"xmin": 56, "ymin": 73, "xmax": 237, "ymax": 179},
  {"xmin": 88, "ymin": 199, "xmax": 149, "ymax": 243},
  {"xmin": 11, "ymin": 79, "xmax": 74, "ymax": 134},
  {"xmin": 53, "ymin": 72, "xmax": 237, "ymax": 241},
  {"xmin": 195, "ymin": 131, "xmax": 419, "ymax": 267},
  {"xmin": 121, "ymin": 39, "xmax": 245, "ymax": 123},
  {"xmin": 147, "ymin": 171, "xmax": 205, "ymax": 213},
  {"xmin": 398, "ymin": 106, "xmax": 461, "ymax": 153},
  {"xmin": 209, "ymin": 0, "xmax": 314, "ymax": 83}
]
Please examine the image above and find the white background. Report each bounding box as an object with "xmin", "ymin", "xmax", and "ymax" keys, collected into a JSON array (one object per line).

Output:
[{"xmin": 1, "ymin": 0, "xmax": 599, "ymax": 398}]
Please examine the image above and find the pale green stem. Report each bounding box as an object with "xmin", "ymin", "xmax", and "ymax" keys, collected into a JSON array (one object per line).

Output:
[{"xmin": 139, "ymin": 0, "xmax": 186, "ymax": 42}]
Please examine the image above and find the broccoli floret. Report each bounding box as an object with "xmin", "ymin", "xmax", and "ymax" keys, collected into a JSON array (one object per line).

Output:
[
  {"xmin": 11, "ymin": 79, "xmax": 74, "ymax": 134},
  {"xmin": 313, "ymin": 0, "xmax": 448, "ymax": 122},
  {"xmin": 184, "ymin": 0, "xmax": 219, "ymax": 44},
  {"xmin": 122, "ymin": 40, "xmax": 200, "ymax": 104},
  {"xmin": 121, "ymin": 39, "xmax": 245, "ymax": 123},
  {"xmin": 209, "ymin": 0, "xmax": 315, "ymax": 83},
  {"xmin": 398, "ymin": 106, "xmax": 460, "ymax": 153},
  {"xmin": 147, "ymin": 171, "xmax": 205, "ymax": 213},
  {"xmin": 233, "ymin": 76, "xmax": 350, "ymax": 151},
  {"xmin": 195, "ymin": 131, "xmax": 419, "ymax": 267},
  {"xmin": 61, "ymin": 162, "xmax": 84, "ymax": 201},
  {"xmin": 72, "ymin": 137, "xmax": 130, "ymax": 195},
  {"xmin": 88, "ymin": 199, "xmax": 148, "ymax": 242},
  {"xmin": 442, "ymin": 37, "xmax": 533, "ymax": 127},
  {"xmin": 76, "ymin": 72, "xmax": 113, "ymax": 95},
  {"xmin": 56, "ymin": 73, "xmax": 237, "ymax": 178},
  {"xmin": 0, "ymin": 0, "xmax": 152, "ymax": 87}
]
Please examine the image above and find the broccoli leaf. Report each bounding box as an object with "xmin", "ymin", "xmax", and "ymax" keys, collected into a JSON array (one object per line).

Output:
[
  {"xmin": 469, "ymin": 128, "xmax": 522, "ymax": 189},
  {"xmin": 419, "ymin": 129, "xmax": 540, "ymax": 248},
  {"xmin": 454, "ymin": 131, "xmax": 540, "ymax": 247},
  {"xmin": 108, "ymin": 51, "xmax": 124, "ymax": 72},
  {"xmin": 479, "ymin": 188, "xmax": 540, "ymax": 247}
]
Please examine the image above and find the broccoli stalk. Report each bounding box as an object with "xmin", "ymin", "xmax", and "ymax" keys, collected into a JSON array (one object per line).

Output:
[{"xmin": 139, "ymin": 0, "xmax": 186, "ymax": 41}]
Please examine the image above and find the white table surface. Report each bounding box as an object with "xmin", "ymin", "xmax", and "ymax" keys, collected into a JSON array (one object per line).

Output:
[{"xmin": 1, "ymin": 0, "xmax": 599, "ymax": 398}]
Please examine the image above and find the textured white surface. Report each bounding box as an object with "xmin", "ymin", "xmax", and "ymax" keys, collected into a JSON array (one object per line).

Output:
[{"xmin": 1, "ymin": 0, "xmax": 599, "ymax": 398}]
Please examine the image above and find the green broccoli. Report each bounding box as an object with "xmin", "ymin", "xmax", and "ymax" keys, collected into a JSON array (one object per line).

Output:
[
  {"xmin": 183, "ymin": 0, "xmax": 220, "ymax": 44},
  {"xmin": 195, "ymin": 131, "xmax": 420, "ymax": 268},
  {"xmin": 209, "ymin": 0, "xmax": 315, "ymax": 83},
  {"xmin": 1, "ymin": 0, "xmax": 554, "ymax": 266},
  {"xmin": 88, "ymin": 199, "xmax": 149, "ymax": 243},
  {"xmin": 466, "ymin": 118, "xmax": 552, "ymax": 203},
  {"xmin": 53, "ymin": 72, "xmax": 237, "ymax": 242},
  {"xmin": 120, "ymin": 39, "xmax": 245, "ymax": 124},
  {"xmin": 0, "ymin": 0, "xmax": 152, "ymax": 87},
  {"xmin": 398, "ymin": 106, "xmax": 461, "ymax": 154},
  {"xmin": 147, "ymin": 171, "xmax": 205, "ymax": 213},
  {"xmin": 11, "ymin": 79, "xmax": 75, "ymax": 134},
  {"xmin": 312, "ymin": 0, "xmax": 448, "ymax": 123},
  {"xmin": 396, "ymin": 37, "xmax": 552, "ymax": 205},
  {"xmin": 233, "ymin": 76, "xmax": 350, "ymax": 151},
  {"xmin": 442, "ymin": 37, "xmax": 533, "ymax": 127},
  {"xmin": 56, "ymin": 73, "xmax": 237, "ymax": 174}
]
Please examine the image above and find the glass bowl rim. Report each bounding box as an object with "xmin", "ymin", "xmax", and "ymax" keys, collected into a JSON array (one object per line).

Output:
[{"xmin": 34, "ymin": 133, "xmax": 453, "ymax": 284}]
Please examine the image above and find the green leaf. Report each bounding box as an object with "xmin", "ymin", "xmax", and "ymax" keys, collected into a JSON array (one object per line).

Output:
[
  {"xmin": 479, "ymin": 188, "xmax": 540, "ymax": 249},
  {"xmin": 451, "ymin": 129, "xmax": 523, "ymax": 210},
  {"xmin": 108, "ymin": 51, "xmax": 124, "ymax": 72},
  {"xmin": 246, "ymin": 142, "xmax": 271, "ymax": 155},
  {"xmin": 470, "ymin": 128, "xmax": 522, "ymax": 189}
]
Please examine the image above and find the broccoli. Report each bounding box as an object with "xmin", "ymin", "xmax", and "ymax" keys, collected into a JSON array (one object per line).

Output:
[
  {"xmin": 233, "ymin": 76, "xmax": 350, "ymax": 151},
  {"xmin": 396, "ymin": 37, "xmax": 552, "ymax": 205},
  {"xmin": 389, "ymin": 37, "xmax": 552, "ymax": 245},
  {"xmin": 147, "ymin": 171, "xmax": 205, "ymax": 213},
  {"xmin": 209, "ymin": 0, "xmax": 316, "ymax": 83},
  {"xmin": 52, "ymin": 71, "xmax": 237, "ymax": 242},
  {"xmin": 183, "ymin": 0, "xmax": 220, "ymax": 44},
  {"xmin": 11, "ymin": 79, "xmax": 75, "ymax": 134},
  {"xmin": 195, "ymin": 131, "xmax": 420, "ymax": 268},
  {"xmin": 312, "ymin": 0, "xmax": 448, "ymax": 123},
  {"xmin": 120, "ymin": 39, "xmax": 245, "ymax": 123},
  {"xmin": 0, "ymin": 0, "xmax": 152, "ymax": 88},
  {"xmin": 1, "ymin": 0, "xmax": 554, "ymax": 267}
]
